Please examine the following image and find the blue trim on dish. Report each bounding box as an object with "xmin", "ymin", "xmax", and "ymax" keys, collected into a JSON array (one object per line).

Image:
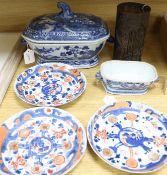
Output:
[
  {"xmin": 102, "ymin": 80, "xmax": 148, "ymax": 95},
  {"xmin": 36, "ymin": 55, "xmax": 99, "ymax": 68},
  {"xmin": 96, "ymin": 71, "xmax": 154, "ymax": 95}
]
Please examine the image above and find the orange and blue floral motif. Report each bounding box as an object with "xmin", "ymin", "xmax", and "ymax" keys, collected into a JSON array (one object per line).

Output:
[
  {"xmin": 10, "ymin": 156, "xmax": 27, "ymax": 169},
  {"xmin": 14, "ymin": 63, "xmax": 86, "ymax": 107},
  {"xmin": 88, "ymin": 101, "xmax": 167, "ymax": 173},
  {"xmin": 54, "ymin": 129, "xmax": 66, "ymax": 139},
  {"xmin": 0, "ymin": 107, "xmax": 86, "ymax": 175}
]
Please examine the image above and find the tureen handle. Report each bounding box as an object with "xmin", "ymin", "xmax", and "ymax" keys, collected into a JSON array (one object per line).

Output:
[
  {"xmin": 95, "ymin": 72, "xmax": 103, "ymax": 81},
  {"xmin": 57, "ymin": 2, "xmax": 73, "ymax": 18}
]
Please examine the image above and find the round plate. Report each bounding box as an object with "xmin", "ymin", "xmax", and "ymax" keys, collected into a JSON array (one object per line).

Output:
[
  {"xmin": 87, "ymin": 101, "xmax": 167, "ymax": 173},
  {"xmin": 14, "ymin": 63, "xmax": 86, "ymax": 106},
  {"xmin": 0, "ymin": 107, "xmax": 87, "ymax": 175}
]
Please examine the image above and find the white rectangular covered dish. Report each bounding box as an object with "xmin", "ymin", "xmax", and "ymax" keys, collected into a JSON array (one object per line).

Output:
[
  {"xmin": 96, "ymin": 60, "xmax": 159, "ymax": 94},
  {"xmin": 22, "ymin": 2, "xmax": 110, "ymax": 68}
]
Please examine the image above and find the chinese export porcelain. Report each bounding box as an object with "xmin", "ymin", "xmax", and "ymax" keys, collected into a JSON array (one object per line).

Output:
[
  {"xmin": 0, "ymin": 107, "xmax": 87, "ymax": 175},
  {"xmin": 87, "ymin": 101, "xmax": 167, "ymax": 173},
  {"xmin": 14, "ymin": 63, "xmax": 86, "ymax": 106},
  {"xmin": 22, "ymin": 2, "xmax": 110, "ymax": 68},
  {"xmin": 96, "ymin": 60, "xmax": 159, "ymax": 94}
]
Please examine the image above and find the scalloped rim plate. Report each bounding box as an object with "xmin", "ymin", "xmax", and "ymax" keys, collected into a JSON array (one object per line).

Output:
[
  {"xmin": 14, "ymin": 63, "xmax": 87, "ymax": 107},
  {"xmin": 87, "ymin": 101, "xmax": 167, "ymax": 173},
  {"xmin": 0, "ymin": 107, "xmax": 87, "ymax": 175}
]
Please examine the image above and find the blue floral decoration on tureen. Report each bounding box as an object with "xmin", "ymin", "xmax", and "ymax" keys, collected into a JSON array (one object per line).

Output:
[{"xmin": 22, "ymin": 2, "xmax": 109, "ymax": 41}]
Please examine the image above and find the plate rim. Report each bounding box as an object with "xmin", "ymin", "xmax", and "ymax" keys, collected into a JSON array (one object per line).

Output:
[
  {"xmin": 0, "ymin": 107, "xmax": 87, "ymax": 175},
  {"xmin": 14, "ymin": 62, "xmax": 87, "ymax": 107},
  {"xmin": 87, "ymin": 101, "xmax": 167, "ymax": 173}
]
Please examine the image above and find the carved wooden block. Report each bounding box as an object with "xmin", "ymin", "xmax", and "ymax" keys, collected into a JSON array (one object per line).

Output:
[{"xmin": 113, "ymin": 2, "xmax": 151, "ymax": 61}]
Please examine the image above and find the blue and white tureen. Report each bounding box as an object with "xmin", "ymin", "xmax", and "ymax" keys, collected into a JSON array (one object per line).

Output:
[{"xmin": 22, "ymin": 2, "xmax": 110, "ymax": 68}]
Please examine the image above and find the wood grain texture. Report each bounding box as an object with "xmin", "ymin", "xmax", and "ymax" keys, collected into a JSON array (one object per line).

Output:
[
  {"xmin": 0, "ymin": 0, "xmax": 166, "ymax": 33},
  {"xmin": 113, "ymin": 2, "xmax": 151, "ymax": 61},
  {"xmin": 0, "ymin": 33, "xmax": 167, "ymax": 175}
]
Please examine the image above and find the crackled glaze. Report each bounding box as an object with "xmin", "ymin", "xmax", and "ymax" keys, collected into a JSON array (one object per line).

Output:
[
  {"xmin": 87, "ymin": 101, "xmax": 167, "ymax": 173},
  {"xmin": 0, "ymin": 107, "xmax": 87, "ymax": 175},
  {"xmin": 14, "ymin": 63, "xmax": 86, "ymax": 106}
]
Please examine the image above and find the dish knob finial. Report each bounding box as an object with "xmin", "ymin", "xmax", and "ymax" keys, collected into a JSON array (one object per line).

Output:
[{"xmin": 57, "ymin": 2, "xmax": 73, "ymax": 18}]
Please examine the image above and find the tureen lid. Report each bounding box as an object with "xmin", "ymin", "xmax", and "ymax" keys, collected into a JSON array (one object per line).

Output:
[{"xmin": 22, "ymin": 2, "xmax": 109, "ymax": 42}]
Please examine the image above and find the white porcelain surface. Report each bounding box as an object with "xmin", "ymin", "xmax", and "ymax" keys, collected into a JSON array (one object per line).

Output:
[
  {"xmin": 14, "ymin": 63, "xmax": 86, "ymax": 106},
  {"xmin": 22, "ymin": 2, "xmax": 110, "ymax": 68},
  {"xmin": 0, "ymin": 107, "xmax": 87, "ymax": 175},
  {"xmin": 87, "ymin": 101, "xmax": 167, "ymax": 173},
  {"xmin": 24, "ymin": 38, "xmax": 107, "ymax": 68},
  {"xmin": 100, "ymin": 60, "xmax": 158, "ymax": 82},
  {"xmin": 96, "ymin": 60, "xmax": 159, "ymax": 95}
]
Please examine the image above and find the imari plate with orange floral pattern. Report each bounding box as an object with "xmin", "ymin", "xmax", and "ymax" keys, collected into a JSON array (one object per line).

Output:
[
  {"xmin": 0, "ymin": 107, "xmax": 87, "ymax": 175},
  {"xmin": 87, "ymin": 101, "xmax": 167, "ymax": 173},
  {"xmin": 14, "ymin": 63, "xmax": 86, "ymax": 106}
]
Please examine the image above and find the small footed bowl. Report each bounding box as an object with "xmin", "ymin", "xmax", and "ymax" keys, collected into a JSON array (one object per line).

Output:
[{"xmin": 96, "ymin": 60, "xmax": 159, "ymax": 95}]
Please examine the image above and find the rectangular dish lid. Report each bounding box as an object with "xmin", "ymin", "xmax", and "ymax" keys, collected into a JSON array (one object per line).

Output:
[{"xmin": 22, "ymin": 2, "xmax": 109, "ymax": 43}]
